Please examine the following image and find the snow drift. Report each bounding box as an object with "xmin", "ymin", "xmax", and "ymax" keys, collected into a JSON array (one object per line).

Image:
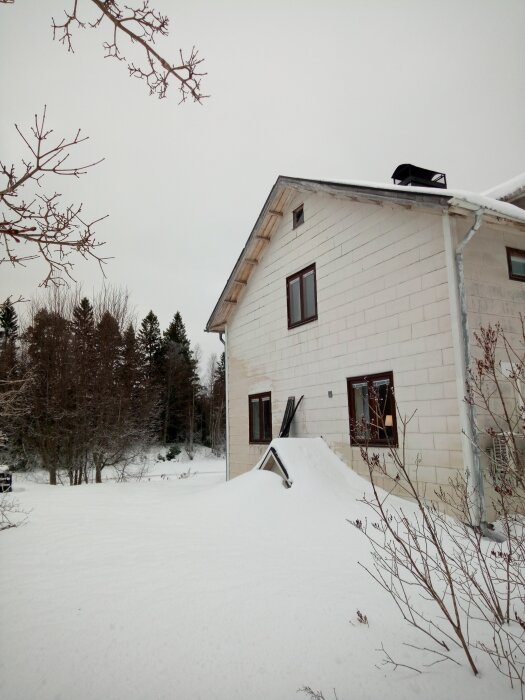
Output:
[{"xmin": 0, "ymin": 448, "xmax": 516, "ymax": 700}]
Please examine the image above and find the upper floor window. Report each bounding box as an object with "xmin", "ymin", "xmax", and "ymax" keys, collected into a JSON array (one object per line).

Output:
[
  {"xmin": 507, "ymin": 247, "xmax": 525, "ymax": 281},
  {"xmin": 347, "ymin": 371, "xmax": 398, "ymax": 447},
  {"xmin": 286, "ymin": 264, "xmax": 317, "ymax": 329},
  {"xmin": 249, "ymin": 392, "xmax": 272, "ymax": 444}
]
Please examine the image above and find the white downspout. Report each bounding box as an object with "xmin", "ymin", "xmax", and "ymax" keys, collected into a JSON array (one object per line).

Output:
[
  {"xmin": 443, "ymin": 210, "xmax": 485, "ymax": 526},
  {"xmin": 220, "ymin": 330, "xmax": 230, "ymax": 482}
]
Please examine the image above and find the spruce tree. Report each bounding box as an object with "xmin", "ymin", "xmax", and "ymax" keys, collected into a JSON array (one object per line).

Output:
[
  {"xmin": 70, "ymin": 297, "xmax": 96, "ymax": 484},
  {"xmin": 72, "ymin": 298, "xmax": 94, "ymax": 350},
  {"xmin": 121, "ymin": 324, "xmax": 140, "ymax": 395},
  {"xmin": 137, "ymin": 311, "xmax": 163, "ymax": 382},
  {"xmin": 163, "ymin": 312, "xmax": 191, "ymax": 361},
  {"xmin": 92, "ymin": 311, "xmax": 123, "ymax": 482},
  {"xmin": 0, "ymin": 299, "xmax": 19, "ymax": 380},
  {"xmin": 210, "ymin": 352, "xmax": 226, "ymax": 454},
  {"xmin": 0, "ymin": 298, "xmax": 19, "ymax": 344},
  {"xmin": 161, "ymin": 311, "xmax": 198, "ymax": 444}
]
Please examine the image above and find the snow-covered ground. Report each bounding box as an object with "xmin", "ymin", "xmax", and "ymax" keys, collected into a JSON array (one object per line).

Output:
[{"xmin": 0, "ymin": 441, "xmax": 518, "ymax": 700}]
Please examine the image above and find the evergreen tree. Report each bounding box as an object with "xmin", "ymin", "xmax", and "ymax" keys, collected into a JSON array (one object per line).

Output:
[
  {"xmin": 10, "ymin": 292, "xmax": 160, "ymax": 486},
  {"xmin": 161, "ymin": 311, "xmax": 199, "ymax": 445},
  {"xmin": 0, "ymin": 298, "xmax": 19, "ymax": 382},
  {"xmin": 120, "ymin": 324, "xmax": 140, "ymax": 395},
  {"xmin": 0, "ymin": 298, "xmax": 22, "ymax": 462},
  {"xmin": 72, "ymin": 298, "xmax": 94, "ymax": 354},
  {"xmin": 163, "ymin": 312, "xmax": 191, "ymax": 361},
  {"xmin": 137, "ymin": 311, "xmax": 163, "ymax": 382},
  {"xmin": 23, "ymin": 308, "xmax": 74, "ymax": 485},
  {"xmin": 0, "ymin": 298, "xmax": 19, "ymax": 344},
  {"xmin": 69, "ymin": 297, "xmax": 96, "ymax": 484},
  {"xmin": 210, "ymin": 352, "xmax": 226, "ymax": 454},
  {"xmin": 92, "ymin": 311, "xmax": 123, "ymax": 482}
]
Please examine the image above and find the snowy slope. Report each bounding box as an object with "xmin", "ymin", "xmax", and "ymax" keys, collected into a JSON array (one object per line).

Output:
[{"xmin": 0, "ymin": 444, "xmax": 517, "ymax": 700}]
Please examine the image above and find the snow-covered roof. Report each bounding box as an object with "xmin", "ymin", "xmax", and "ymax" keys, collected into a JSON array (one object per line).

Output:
[
  {"xmin": 305, "ymin": 177, "xmax": 525, "ymax": 224},
  {"xmin": 206, "ymin": 175, "xmax": 525, "ymax": 333},
  {"xmin": 482, "ymin": 172, "xmax": 525, "ymax": 203}
]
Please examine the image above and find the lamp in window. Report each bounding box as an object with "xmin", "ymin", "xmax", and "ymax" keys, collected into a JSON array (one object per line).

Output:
[{"xmin": 384, "ymin": 415, "xmax": 393, "ymax": 428}]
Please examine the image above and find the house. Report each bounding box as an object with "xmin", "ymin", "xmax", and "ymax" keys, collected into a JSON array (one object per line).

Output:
[{"xmin": 206, "ymin": 168, "xmax": 525, "ymax": 522}]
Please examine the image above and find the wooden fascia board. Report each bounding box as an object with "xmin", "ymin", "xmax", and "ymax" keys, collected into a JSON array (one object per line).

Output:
[
  {"xmin": 280, "ymin": 176, "xmax": 452, "ymax": 211},
  {"xmin": 205, "ymin": 178, "xmax": 287, "ymax": 333}
]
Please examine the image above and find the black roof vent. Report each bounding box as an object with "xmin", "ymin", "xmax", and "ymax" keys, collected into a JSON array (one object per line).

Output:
[{"xmin": 392, "ymin": 164, "xmax": 447, "ymax": 189}]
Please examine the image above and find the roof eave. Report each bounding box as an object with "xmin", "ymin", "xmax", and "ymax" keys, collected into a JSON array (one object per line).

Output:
[{"xmin": 206, "ymin": 177, "xmax": 525, "ymax": 333}]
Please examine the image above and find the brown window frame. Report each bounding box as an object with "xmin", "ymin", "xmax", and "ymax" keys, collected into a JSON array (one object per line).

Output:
[
  {"xmin": 293, "ymin": 204, "xmax": 304, "ymax": 229},
  {"xmin": 286, "ymin": 263, "xmax": 318, "ymax": 329},
  {"xmin": 506, "ymin": 247, "xmax": 525, "ymax": 282},
  {"xmin": 347, "ymin": 371, "xmax": 398, "ymax": 447},
  {"xmin": 249, "ymin": 392, "xmax": 272, "ymax": 444}
]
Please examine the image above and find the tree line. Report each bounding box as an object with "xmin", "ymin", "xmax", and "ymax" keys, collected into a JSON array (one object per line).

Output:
[{"xmin": 0, "ymin": 292, "xmax": 225, "ymax": 485}]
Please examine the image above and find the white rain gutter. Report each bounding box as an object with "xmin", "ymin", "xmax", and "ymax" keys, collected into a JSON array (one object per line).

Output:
[{"xmin": 443, "ymin": 210, "xmax": 485, "ymax": 526}]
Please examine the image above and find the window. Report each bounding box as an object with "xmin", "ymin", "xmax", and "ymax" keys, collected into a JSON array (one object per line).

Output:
[
  {"xmin": 293, "ymin": 204, "xmax": 304, "ymax": 229},
  {"xmin": 507, "ymin": 247, "xmax": 525, "ymax": 281},
  {"xmin": 249, "ymin": 392, "xmax": 272, "ymax": 444},
  {"xmin": 286, "ymin": 264, "xmax": 318, "ymax": 329},
  {"xmin": 347, "ymin": 371, "xmax": 398, "ymax": 447}
]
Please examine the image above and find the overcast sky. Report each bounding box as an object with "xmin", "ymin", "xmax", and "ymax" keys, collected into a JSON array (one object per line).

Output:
[{"xmin": 1, "ymin": 0, "xmax": 524, "ymax": 369}]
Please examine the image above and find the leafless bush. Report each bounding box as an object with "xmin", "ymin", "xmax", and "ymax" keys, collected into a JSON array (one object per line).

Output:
[
  {"xmin": 354, "ymin": 429, "xmax": 479, "ymax": 676},
  {"xmin": 353, "ymin": 323, "xmax": 525, "ymax": 693},
  {"xmin": 0, "ymin": 493, "xmax": 29, "ymax": 531},
  {"xmin": 298, "ymin": 687, "xmax": 339, "ymax": 700},
  {"xmin": 113, "ymin": 453, "xmax": 150, "ymax": 482}
]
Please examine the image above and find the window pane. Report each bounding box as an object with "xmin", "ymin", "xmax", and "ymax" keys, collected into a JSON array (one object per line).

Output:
[
  {"xmin": 289, "ymin": 278, "xmax": 302, "ymax": 324},
  {"xmin": 373, "ymin": 378, "xmax": 392, "ymax": 439},
  {"xmin": 251, "ymin": 399, "xmax": 260, "ymax": 441},
  {"xmin": 303, "ymin": 270, "xmax": 316, "ymax": 319},
  {"xmin": 510, "ymin": 252, "xmax": 525, "ymax": 278},
  {"xmin": 352, "ymin": 382, "xmax": 370, "ymax": 439},
  {"xmin": 262, "ymin": 397, "xmax": 271, "ymax": 441}
]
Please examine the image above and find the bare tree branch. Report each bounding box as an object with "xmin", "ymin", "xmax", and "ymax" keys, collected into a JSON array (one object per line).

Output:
[
  {"xmin": 0, "ymin": 107, "xmax": 107, "ymax": 286},
  {"xmin": 52, "ymin": 0, "xmax": 207, "ymax": 101}
]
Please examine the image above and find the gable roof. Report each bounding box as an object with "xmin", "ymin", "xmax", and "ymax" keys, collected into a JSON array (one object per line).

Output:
[{"xmin": 206, "ymin": 175, "xmax": 525, "ymax": 333}]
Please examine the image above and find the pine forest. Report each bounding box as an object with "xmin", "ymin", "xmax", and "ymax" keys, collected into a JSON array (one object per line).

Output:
[{"xmin": 0, "ymin": 291, "xmax": 226, "ymax": 485}]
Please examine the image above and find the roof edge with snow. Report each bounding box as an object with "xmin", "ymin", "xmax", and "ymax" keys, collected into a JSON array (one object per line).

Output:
[
  {"xmin": 483, "ymin": 172, "xmax": 525, "ymax": 204},
  {"xmin": 206, "ymin": 175, "xmax": 525, "ymax": 333}
]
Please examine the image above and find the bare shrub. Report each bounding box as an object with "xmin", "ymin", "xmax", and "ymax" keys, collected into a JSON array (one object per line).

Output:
[
  {"xmin": 298, "ymin": 687, "xmax": 339, "ymax": 700},
  {"xmin": 353, "ymin": 321, "xmax": 525, "ymax": 693},
  {"xmin": 0, "ymin": 493, "xmax": 29, "ymax": 531}
]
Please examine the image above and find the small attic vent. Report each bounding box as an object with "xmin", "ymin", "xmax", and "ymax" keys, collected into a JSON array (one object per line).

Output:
[
  {"xmin": 392, "ymin": 164, "xmax": 447, "ymax": 189},
  {"xmin": 293, "ymin": 204, "xmax": 304, "ymax": 229}
]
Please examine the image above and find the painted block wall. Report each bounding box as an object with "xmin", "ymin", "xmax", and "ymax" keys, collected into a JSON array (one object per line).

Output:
[
  {"xmin": 225, "ymin": 189, "xmax": 464, "ymax": 501},
  {"xmin": 461, "ymin": 220, "xmax": 524, "ymax": 345},
  {"xmin": 460, "ymin": 218, "xmax": 525, "ymax": 511}
]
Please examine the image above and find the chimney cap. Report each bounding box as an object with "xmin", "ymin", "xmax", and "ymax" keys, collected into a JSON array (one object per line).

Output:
[{"xmin": 392, "ymin": 163, "xmax": 447, "ymax": 189}]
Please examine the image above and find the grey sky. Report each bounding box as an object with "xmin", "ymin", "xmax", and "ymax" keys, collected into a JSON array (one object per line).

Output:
[{"xmin": 1, "ymin": 0, "xmax": 524, "ymax": 367}]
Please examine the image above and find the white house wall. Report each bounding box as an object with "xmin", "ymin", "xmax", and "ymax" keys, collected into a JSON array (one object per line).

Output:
[
  {"xmin": 225, "ymin": 188, "xmax": 463, "ymax": 499},
  {"xmin": 461, "ymin": 220, "xmax": 525, "ymax": 344},
  {"xmin": 460, "ymin": 218, "xmax": 525, "ymax": 503}
]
